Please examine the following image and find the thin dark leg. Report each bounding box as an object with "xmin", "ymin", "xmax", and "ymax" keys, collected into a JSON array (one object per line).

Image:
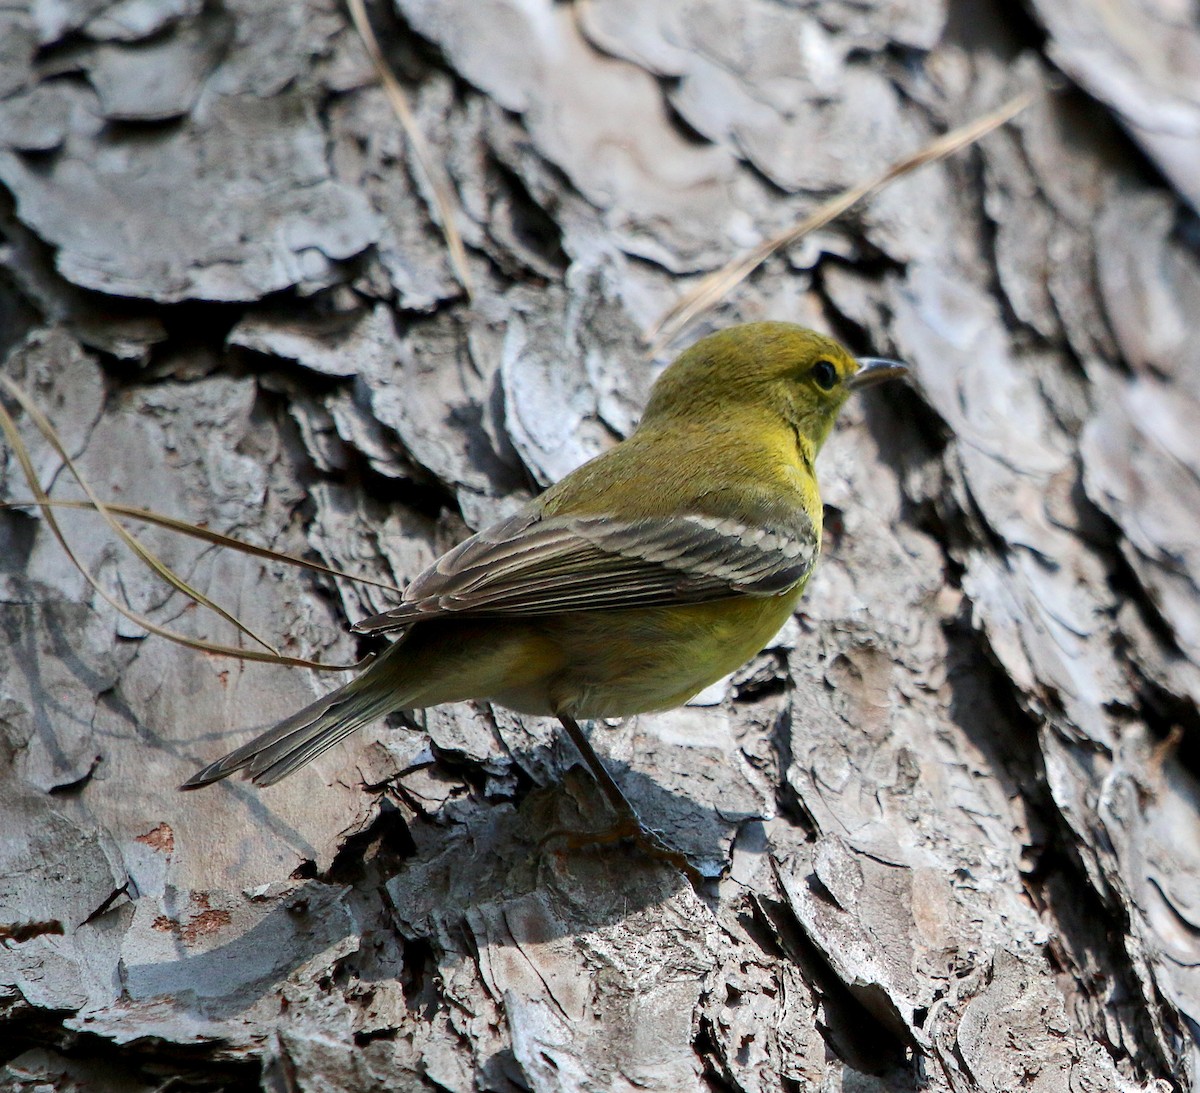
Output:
[
  {"xmin": 554, "ymin": 714, "xmax": 703, "ymax": 885},
  {"xmin": 556, "ymin": 714, "xmax": 639, "ymax": 819}
]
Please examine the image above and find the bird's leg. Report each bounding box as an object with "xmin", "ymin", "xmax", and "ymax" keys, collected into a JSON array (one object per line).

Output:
[
  {"xmin": 555, "ymin": 713, "xmax": 639, "ymax": 820},
  {"xmin": 553, "ymin": 714, "xmax": 701, "ymax": 884}
]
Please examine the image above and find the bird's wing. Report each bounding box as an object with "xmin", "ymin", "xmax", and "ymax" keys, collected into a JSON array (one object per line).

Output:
[{"xmin": 352, "ymin": 507, "xmax": 818, "ymax": 633}]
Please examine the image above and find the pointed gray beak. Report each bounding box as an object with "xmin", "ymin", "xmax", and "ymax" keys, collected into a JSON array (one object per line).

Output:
[{"xmin": 847, "ymin": 357, "xmax": 908, "ymax": 391}]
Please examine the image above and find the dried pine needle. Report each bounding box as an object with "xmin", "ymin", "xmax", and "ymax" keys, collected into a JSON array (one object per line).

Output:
[
  {"xmin": 2, "ymin": 498, "xmax": 403, "ymax": 595},
  {"xmin": 346, "ymin": 0, "xmax": 474, "ymax": 300},
  {"xmin": 648, "ymin": 88, "xmax": 1039, "ymax": 353},
  {"xmin": 0, "ymin": 377, "xmax": 364, "ymax": 671}
]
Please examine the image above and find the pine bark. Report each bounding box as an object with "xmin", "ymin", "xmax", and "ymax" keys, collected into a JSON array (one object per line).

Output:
[{"xmin": 0, "ymin": 1, "xmax": 1196, "ymax": 1090}]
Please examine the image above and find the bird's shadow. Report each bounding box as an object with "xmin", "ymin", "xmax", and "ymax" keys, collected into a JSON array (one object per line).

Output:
[{"xmin": 121, "ymin": 728, "xmax": 756, "ymax": 1022}]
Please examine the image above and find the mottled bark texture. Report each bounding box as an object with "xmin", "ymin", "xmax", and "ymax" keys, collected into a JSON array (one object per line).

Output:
[{"xmin": 0, "ymin": 0, "xmax": 1197, "ymax": 1090}]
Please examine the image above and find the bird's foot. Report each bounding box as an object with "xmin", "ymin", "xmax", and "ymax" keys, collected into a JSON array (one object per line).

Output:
[{"xmin": 540, "ymin": 814, "xmax": 704, "ymax": 888}]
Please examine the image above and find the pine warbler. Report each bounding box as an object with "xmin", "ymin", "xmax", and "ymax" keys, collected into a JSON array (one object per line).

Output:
[{"xmin": 183, "ymin": 323, "xmax": 904, "ymax": 845}]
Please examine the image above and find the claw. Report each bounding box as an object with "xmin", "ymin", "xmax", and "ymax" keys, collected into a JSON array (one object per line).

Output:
[{"xmin": 539, "ymin": 814, "xmax": 705, "ymax": 888}]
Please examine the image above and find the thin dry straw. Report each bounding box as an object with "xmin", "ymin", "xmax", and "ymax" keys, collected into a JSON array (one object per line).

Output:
[
  {"xmin": 2, "ymin": 498, "xmax": 403, "ymax": 595},
  {"xmin": 648, "ymin": 89, "xmax": 1038, "ymax": 353},
  {"xmin": 0, "ymin": 376, "xmax": 365, "ymax": 670},
  {"xmin": 347, "ymin": 0, "xmax": 474, "ymax": 300}
]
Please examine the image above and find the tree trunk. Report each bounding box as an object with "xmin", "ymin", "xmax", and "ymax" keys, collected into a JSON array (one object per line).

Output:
[{"xmin": 0, "ymin": 0, "xmax": 1195, "ymax": 1090}]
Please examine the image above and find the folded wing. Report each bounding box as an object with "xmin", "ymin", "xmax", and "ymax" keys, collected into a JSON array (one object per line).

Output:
[{"xmin": 353, "ymin": 507, "xmax": 818, "ymax": 634}]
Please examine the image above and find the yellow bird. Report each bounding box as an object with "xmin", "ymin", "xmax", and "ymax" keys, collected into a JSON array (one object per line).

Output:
[{"xmin": 183, "ymin": 322, "xmax": 904, "ymax": 854}]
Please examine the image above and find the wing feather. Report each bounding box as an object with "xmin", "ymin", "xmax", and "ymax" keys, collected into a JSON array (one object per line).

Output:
[{"xmin": 352, "ymin": 506, "xmax": 817, "ymax": 634}]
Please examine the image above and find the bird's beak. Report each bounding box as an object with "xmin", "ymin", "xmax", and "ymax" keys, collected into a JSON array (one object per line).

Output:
[{"xmin": 848, "ymin": 357, "xmax": 908, "ymax": 391}]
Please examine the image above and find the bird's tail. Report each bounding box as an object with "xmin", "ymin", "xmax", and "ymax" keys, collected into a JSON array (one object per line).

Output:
[
  {"xmin": 180, "ymin": 620, "xmax": 550, "ymax": 790},
  {"xmin": 180, "ymin": 647, "xmax": 413, "ymax": 790}
]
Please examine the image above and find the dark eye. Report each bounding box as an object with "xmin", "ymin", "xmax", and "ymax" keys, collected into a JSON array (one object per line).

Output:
[{"xmin": 810, "ymin": 360, "xmax": 838, "ymax": 390}]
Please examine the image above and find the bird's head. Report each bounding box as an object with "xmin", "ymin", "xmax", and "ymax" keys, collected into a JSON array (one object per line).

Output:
[{"xmin": 641, "ymin": 322, "xmax": 906, "ymax": 454}]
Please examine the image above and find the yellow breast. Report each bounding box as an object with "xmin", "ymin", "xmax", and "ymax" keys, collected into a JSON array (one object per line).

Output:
[{"xmin": 528, "ymin": 584, "xmax": 807, "ymax": 719}]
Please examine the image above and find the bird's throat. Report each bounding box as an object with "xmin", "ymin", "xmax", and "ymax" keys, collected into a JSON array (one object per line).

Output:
[{"xmin": 788, "ymin": 421, "xmax": 818, "ymax": 479}]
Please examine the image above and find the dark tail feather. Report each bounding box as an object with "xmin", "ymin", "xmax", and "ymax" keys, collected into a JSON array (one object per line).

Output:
[{"xmin": 180, "ymin": 666, "xmax": 407, "ymax": 789}]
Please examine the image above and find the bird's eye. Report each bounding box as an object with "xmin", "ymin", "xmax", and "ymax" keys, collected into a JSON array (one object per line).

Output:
[{"xmin": 810, "ymin": 360, "xmax": 838, "ymax": 390}]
